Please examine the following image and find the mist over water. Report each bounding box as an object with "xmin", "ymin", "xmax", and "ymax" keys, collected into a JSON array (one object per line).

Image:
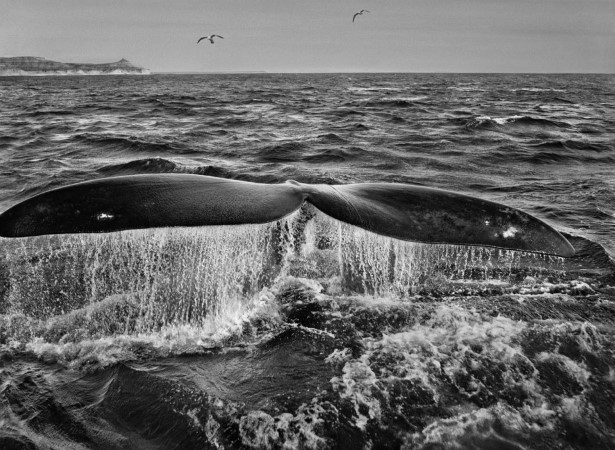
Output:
[{"xmin": 0, "ymin": 73, "xmax": 614, "ymax": 449}]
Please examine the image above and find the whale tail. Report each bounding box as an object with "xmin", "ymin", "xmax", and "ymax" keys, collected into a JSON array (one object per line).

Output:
[
  {"xmin": 0, "ymin": 174, "xmax": 574, "ymax": 257},
  {"xmin": 303, "ymin": 183, "xmax": 574, "ymax": 257}
]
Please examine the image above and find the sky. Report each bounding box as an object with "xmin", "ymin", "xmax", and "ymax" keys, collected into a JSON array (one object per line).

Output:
[{"xmin": 1, "ymin": 0, "xmax": 613, "ymax": 73}]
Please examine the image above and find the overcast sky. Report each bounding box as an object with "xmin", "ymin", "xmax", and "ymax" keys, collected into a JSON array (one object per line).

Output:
[{"xmin": 1, "ymin": 0, "xmax": 613, "ymax": 73}]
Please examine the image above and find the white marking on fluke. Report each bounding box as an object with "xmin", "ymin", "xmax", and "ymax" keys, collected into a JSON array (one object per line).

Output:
[
  {"xmin": 502, "ymin": 226, "xmax": 518, "ymax": 238},
  {"xmin": 96, "ymin": 213, "xmax": 114, "ymax": 221}
]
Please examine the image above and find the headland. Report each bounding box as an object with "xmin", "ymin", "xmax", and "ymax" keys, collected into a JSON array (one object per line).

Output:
[{"xmin": 0, "ymin": 57, "xmax": 150, "ymax": 76}]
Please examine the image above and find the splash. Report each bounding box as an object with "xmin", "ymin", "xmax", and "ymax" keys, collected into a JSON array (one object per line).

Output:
[
  {"xmin": 311, "ymin": 214, "xmax": 564, "ymax": 296},
  {"xmin": 20, "ymin": 227, "xmax": 271, "ymax": 316},
  {"xmin": 1, "ymin": 221, "xmax": 290, "ymax": 347},
  {"xmin": 0, "ymin": 209, "xmax": 563, "ymax": 347}
]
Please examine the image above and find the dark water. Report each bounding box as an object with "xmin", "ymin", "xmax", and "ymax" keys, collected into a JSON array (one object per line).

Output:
[{"xmin": 0, "ymin": 73, "xmax": 614, "ymax": 449}]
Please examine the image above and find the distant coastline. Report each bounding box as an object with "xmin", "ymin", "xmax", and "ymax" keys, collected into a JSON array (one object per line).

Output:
[
  {"xmin": 157, "ymin": 71, "xmax": 268, "ymax": 74},
  {"xmin": 0, "ymin": 57, "xmax": 150, "ymax": 76}
]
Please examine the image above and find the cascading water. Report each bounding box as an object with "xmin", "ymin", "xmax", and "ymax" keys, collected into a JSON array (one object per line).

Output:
[
  {"xmin": 0, "ymin": 209, "xmax": 564, "ymax": 346},
  {"xmin": 300, "ymin": 211, "xmax": 564, "ymax": 296}
]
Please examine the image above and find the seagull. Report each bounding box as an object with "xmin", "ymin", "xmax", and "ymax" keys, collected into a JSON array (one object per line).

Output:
[
  {"xmin": 352, "ymin": 10, "xmax": 370, "ymax": 22},
  {"xmin": 197, "ymin": 35, "xmax": 224, "ymax": 44}
]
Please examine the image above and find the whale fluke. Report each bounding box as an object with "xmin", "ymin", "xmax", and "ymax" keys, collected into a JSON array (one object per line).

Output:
[{"xmin": 0, "ymin": 174, "xmax": 575, "ymax": 257}]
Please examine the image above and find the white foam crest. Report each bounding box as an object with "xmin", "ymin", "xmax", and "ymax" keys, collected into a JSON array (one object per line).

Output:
[
  {"xmin": 447, "ymin": 86, "xmax": 486, "ymax": 92},
  {"xmin": 373, "ymin": 306, "xmax": 528, "ymax": 388},
  {"xmin": 239, "ymin": 401, "xmax": 332, "ymax": 449},
  {"xmin": 22, "ymin": 288, "xmax": 279, "ymax": 370},
  {"xmin": 407, "ymin": 403, "xmax": 554, "ymax": 449},
  {"xmin": 330, "ymin": 359, "xmax": 382, "ymax": 430},
  {"xmin": 475, "ymin": 115, "xmax": 524, "ymax": 125},
  {"xmin": 536, "ymin": 321, "xmax": 602, "ymax": 353},
  {"xmin": 347, "ymin": 87, "xmax": 402, "ymax": 92},
  {"xmin": 326, "ymin": 304, "xmax": 572, "ymax": 440},
  {"xmin": 330, "ymin": 303, "xmax": 606, "ymax": 446},
  {"xmin": 511, "ymin": 88, "xmax": 565, "ymax": 92},
  {"xmin": 326, "ymin": 307, "xmax": 522, "ymax": 431},
  {"xmin": 535, "ymin": 352, "xmax": 591, "ymax": 387},
  {"xmin": 390, "ymin": 96, "xmax": 429, "ymax": 102}
]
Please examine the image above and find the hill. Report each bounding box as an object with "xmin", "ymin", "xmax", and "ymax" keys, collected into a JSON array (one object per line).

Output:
[{"xmin": 0, "ymin": 57, "xmax": 151, "ymax": 76}]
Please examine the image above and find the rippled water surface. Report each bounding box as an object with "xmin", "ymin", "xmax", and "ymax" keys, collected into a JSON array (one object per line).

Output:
[{"xmin": 0, "ymin": 73, "xmax": 614, "ymax": 449}]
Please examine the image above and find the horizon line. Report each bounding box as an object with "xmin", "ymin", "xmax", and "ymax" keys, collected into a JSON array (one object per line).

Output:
[{"xmin": 154, "ymin": 71, "xmax": 614, "ymax": 75}]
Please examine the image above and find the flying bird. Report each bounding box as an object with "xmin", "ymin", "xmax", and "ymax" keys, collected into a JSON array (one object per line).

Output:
[
  {"xmin": 352, "ymin": 10, "xmax": 370, "ymax": 22},
  {"xmin": 197, "ymin": 35, "xmax": 224, "ymax": 44}
]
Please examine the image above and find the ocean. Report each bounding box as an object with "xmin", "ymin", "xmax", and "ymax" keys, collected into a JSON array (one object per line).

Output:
[{"xmin": 0, "ymin": 73, "xmax": 614, "ymax": 449}]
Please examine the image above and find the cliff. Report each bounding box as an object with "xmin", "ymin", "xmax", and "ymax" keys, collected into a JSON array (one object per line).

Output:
[{"xmin": 0, "ymin": 57, "xmax": 151, "ymax": 76}]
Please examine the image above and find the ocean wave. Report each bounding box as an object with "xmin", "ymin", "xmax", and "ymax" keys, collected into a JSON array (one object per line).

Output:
[
  {"xmin": 303, "ymin": 149, "xmax": 354, "ymax": 163},
  {"xmin": 193, "ymin": 164, "xmax": 238, "ymax": 179},
  {"xmin": 97, "ymin": 157, "xmax": 179, "ymax": 175},
  {"xmin": 330, "ymin": 108, "xmax": 366, "ymax": 118},
  {"xmin": 3, "ymin": 285, "xmax": 614, "ymax": 448},
  {"xmin": 0, "ymin": 135, "xmax": 21, "ymax": 145},
  {"xmin": 387, "ymin": 115, "xmax": 407, "ymax": 124},
  {"xmin": 200, "ymin": 129, "xmax": 230, "ymax": 136},
  {"xmin": 362, "ymin": 98, "xmax": 428, "ymax": 108},
  {"xmin": 447, "ymin": 85, "xmax": 486, "ymax": 92},
  {"xmin": 529, "ymin": 140, "xmax": 610, "ymax": 152},
  {"xmin": 211, "ymin": 117, "xmax": 251, "ymax": 127},
  {"xmin": 258, "ymin": 141, "xmax": 308, "ymax": 162},
  {"xmin": 23, "ymin": 109, "xmax": 75, "ymax": 117},
  {"xmin": 316, "ymin": 133, "xmax": 348, "ymax": 144},
  {"xmin": 465, "ymin": 115, "xmax": 572, "ymax": 130},
  {"xmin": 551, "ymin": 96, "xmax": 576, "ymax": 104},
  {"xmin": 511, "ymin": 87, "xmax": 566, "ymax": 93},
  {"xmin": 93, "ymin": 161, "xmax": 241, "ymax": 182},
  {"xmin": 343, "ymin": 123, "xmax": 369, "ymax": 131},
  {"xmin": 75, "ymin": 133, "xmax": 181, "ymax": 154},
  {"xmin": 519, "ymin": 151, "xmax": 615, "ymax": 165},
  {"xmin": 578, "ymin": 124, "xmax": 606, "ymax": 135},
  {"xmin": 564, "ymin": 234, "xmax": 614, "ymax": 274},
  {"xmin": 347, "ymin": 87, "xmax": 402, "ymax": 92}
]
